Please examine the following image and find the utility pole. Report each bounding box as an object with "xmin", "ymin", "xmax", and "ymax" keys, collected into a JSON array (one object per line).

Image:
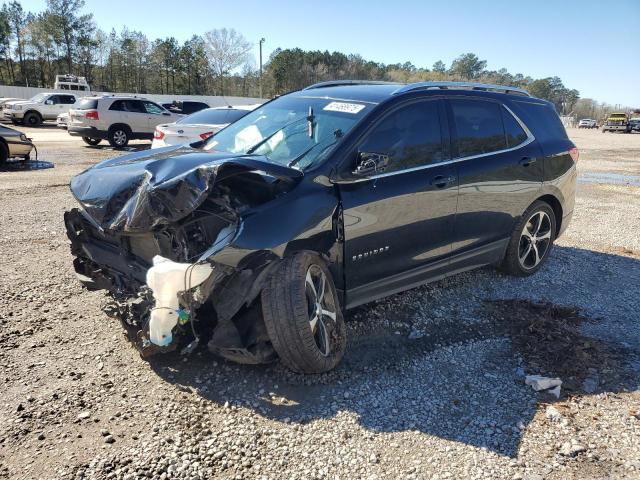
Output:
[{"xmin": 259, "ymin": 37, "xmax": 265, "ymax": 99}]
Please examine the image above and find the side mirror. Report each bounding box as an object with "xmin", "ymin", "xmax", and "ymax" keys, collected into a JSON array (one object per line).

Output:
[{"xmin": 353, "ymin": 152, "xmax": 390, "ymax": 177}]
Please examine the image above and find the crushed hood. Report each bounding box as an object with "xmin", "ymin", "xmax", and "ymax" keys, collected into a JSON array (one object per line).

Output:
[{"xmin": 70, "ymin": 145, "xmax": 303, "ymax": 233}]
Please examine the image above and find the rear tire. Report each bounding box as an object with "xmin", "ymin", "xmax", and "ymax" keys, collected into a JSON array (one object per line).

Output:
[
  {"xmin": 500, "ymin": 201, "xmax": 556, "ymax": 277},
  {"xmin": 82, "ymin": 137, "xmax": 101, "ymax": 146},
  {"xmin": 108, "ymin": 126, "xmax": 130, "ymax": 148},
  {"xmin": 23, "ymin": 112, "xmax": 42, "ymax": 127},
  {"xmin": 261, "ymin": 252, "xmax": 346, "ymax": 373}
]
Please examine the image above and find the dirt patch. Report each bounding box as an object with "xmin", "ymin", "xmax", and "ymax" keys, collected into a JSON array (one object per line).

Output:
[{"xmin": 485, "ymin": 300, "xmax": 634, "ymax": 395}]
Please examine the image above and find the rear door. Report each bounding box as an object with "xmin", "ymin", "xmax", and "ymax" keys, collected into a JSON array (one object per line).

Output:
[
  {"xmin": 448, "ymin": 97, "xmax": 543, "ymax": 259},
  {"xmin": 110, "ymin": 100, "xmax": 148, "ymax": 135},
  {"xmin": 339, "ymin": 98, "xmax": 459, "ymax": 304}
]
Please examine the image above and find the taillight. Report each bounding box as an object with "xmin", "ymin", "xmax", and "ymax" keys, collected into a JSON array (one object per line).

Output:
[
  {"xmin": 569, "ymin": 147, "xmax": 579, "ymax": 163},
  {"xmin": 154, "ymin": 129, "xmax": 165, "ymax": 140},
  {"xmin": 85, "ymin": 110, "xmax": 99, "ymax": 120},
  {"xmin": 199, "ymin": 131, "xmax": 214, "ymax": 140}
]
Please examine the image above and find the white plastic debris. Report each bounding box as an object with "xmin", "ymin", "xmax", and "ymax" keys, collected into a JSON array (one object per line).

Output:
[
  {"xmin": 146, "ymin": 256, "xmax": 213, "ymax": 346},
  {"xmin": 525, "ymin": 375, "xmax": 562, "ymax": 398}
]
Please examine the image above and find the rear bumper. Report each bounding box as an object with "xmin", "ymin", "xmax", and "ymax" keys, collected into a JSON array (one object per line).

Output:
[{"xmin": 68, "ymin": 126, "xmax": 107, "ymax": 139}]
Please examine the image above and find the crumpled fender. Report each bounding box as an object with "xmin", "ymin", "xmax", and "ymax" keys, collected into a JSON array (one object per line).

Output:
[{"xmin": 69, "ymin": 145, "xmax": 303, "ymax": 233}]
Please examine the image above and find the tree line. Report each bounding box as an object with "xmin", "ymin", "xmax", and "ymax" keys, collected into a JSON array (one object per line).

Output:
[{"xmin": 0, "ymin": 0, "xmax": 627, "ymax": 115}]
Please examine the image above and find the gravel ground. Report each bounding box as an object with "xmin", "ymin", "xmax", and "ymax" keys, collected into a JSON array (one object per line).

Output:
[{"xmin": 0, "ymin": 125, "xmax": 639, "ymax": 480}]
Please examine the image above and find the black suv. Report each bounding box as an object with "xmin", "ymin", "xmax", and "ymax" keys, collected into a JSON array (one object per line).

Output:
[{"xmin": 64, "ymin": 81, "xmax": 577, "ymax": 373}]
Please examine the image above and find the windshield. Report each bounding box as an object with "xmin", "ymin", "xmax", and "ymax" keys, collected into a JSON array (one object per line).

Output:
[
  {"xmin": 204, "ymin": 96, "xmax": 370, "ymax": 170},
  {"xmin": 29, "ymin": 93, "xmax": 48, "ymax": 103},
  {"xmin": 177, "ymin": 108, "xmax": 249, "ymax": 125}
]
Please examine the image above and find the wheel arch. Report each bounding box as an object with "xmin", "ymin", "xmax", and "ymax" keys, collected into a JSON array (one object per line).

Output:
[
  {"xmin": 24, "ymin": 109, "xmax": 43, "ymax": 120},
  {"xmin": 108, "ymin": 123, "xmax": 132, "ymax": 134},
  {"xmin": 535, "ymin": 194, "xmax": 563, "ymax": 236}
]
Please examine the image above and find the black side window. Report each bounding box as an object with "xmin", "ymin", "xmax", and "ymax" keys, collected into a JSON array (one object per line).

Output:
[
  {"xmin": 109, "ymin": 100, "xmax": 124, "ymax": 111},
  {"xmin": 359, "ymin": 100, "xmax": 444, "ymax": 173},
  {"xmin": 451, "ymin": 99, "xmax": 507, "ymax": 157},
  {"xmin": 502, "ymin": 107, "xmax": 528, "ymax": 147},
  {"xmin": 126, "ymin": 100, "xmax": 145, "ymax": 113},
  {"xmin": 62, "ymin": 95, "xmax": 76, "ymax": 104},
  {"xmin": 47, "ymin": 95, "xmax": 60, "ymax": 104}
]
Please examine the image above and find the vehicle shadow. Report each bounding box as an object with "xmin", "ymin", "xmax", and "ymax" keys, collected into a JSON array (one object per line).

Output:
[
  {"xmin": 147, "ymin": 245, "xmax": 640, "ymax": 458},
  {"xmin": 83, "ymin": 144, "xmax": 150, "ymax": 153},
  {"xmin": 0, "ymin": 159, "xmax": 54, "ymax": 171}
]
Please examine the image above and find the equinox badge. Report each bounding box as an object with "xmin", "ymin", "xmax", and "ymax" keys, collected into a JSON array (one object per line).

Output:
[{"xmin": 352, "ymin": 246, "xmax": 389, "ymax": 261}]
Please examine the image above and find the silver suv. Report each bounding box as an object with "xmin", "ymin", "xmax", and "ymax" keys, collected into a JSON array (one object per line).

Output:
[{"xmin": 68, "ymin": 95, "xmax": 180, "ymax": 147}]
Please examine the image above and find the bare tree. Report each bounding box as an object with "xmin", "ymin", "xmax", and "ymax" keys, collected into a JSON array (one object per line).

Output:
[{"xmin": 203, "ymin": 28, "xmax": 251, "ymax": 95}]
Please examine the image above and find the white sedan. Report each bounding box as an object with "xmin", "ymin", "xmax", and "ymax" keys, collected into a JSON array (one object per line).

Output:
[
  {"xmin": 151, "ymin": 105, "xmax": 260, "ymax": 149},
  {"xmin": 57, "ymin": 112, "xmax": 69, "ymax": 129}
]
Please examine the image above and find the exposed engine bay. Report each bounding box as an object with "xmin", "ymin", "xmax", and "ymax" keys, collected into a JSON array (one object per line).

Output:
[{"xmin": 64, "ymin": 146, "xmax": 306, "ymax": 363}]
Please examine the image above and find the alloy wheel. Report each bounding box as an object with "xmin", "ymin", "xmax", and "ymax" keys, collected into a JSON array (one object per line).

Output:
[
  {"xmin": 305, "ymin": 265, "xmax": 338, "ymax": 356},
  {"xmin": 518, "ymin": 211, "xmax": 552, "ymax": 270},
  {"xmin": 113, "ymin": 130, "xmax": 127, "ymax": 146}
]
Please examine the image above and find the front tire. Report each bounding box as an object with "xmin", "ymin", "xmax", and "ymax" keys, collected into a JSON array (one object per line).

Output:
[
  {"xmin": 108, "ymin": 126, "xmax": 130, "ymax": 148},
  {"xmin": 500, "ymin": 201, "xmax": 556, "ymax": 277},
  {"xmin": 82, "ymin": 137, "xmax": 101, "ymax": 146},
  {"xmin": 261, "ymin": 252, "xmax": 346, "ymax": 373},
  {"xmin": 23, "ymin": 112, "xmax": 42, "ymax": 127}
]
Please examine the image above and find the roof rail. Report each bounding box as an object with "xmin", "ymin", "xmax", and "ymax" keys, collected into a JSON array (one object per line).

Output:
[
  {"xmin": 393, "ymin": 81, "xmax": 531, "ymax": 97},
  {"xmin": 303, "ymin": 80, "xmax": 400, "ymax": 90}
]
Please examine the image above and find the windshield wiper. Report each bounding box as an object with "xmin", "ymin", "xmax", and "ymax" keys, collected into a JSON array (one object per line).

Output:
[
  {"xmin": 245, "ymin": 117, "xmax": 307, "ymax": 155},
  {"xmin": 288, "ymin": 139, "xmax": 338, "ymax": 168},
  {"xmin": 287, "ymin": 128, "xmax": 344, "ymax": 168}
]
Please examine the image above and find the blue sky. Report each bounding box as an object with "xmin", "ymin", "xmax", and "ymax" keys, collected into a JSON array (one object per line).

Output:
[{"xmin": 20, "ymin": 0, "xmax": 640, "ymax": 106}]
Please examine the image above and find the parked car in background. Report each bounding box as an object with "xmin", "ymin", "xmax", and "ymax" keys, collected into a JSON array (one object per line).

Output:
[
  {"xmin": 602, "ymin": 112, "xmax": 631, "ymax": 133},
  {"xmin": 57, "ymin": 112, "xmax": 69, "ymax": 129},
  {"xmin": 3, "ymin": 93, "xmax": 79, "ymax": 126},
  {"xmin": 629, "ymin": 118, "xmax": 640, "ymax": 132},
  {"xmin": 0, "ymin": 97, "xmax": 24, "ymax": 111},
  {"xmin": 151, "ymin": 105, "xmax": 258, "ymax": 149},
  {"xmin": 0, "ymin": 124, "xmax": 35, "ymax": 166},
  {"xmin": 578, "ymin": 118, "xmax": 597, "ymax": 129},
  {"xmin": 161, "ymin": 101, "xmax": 210, "ymax": 115},
  {"xmin": 64, "ymin": 81, "xmax": 577, "ymax": 373},
  {"xmin": 67, "ymin": 95, "xmax": 181, "ymax": 147}
]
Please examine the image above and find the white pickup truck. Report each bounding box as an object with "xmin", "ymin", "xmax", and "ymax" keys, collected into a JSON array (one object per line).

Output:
[{"xmin": 3, "ymin": 93, "xmax": 79, "ymax": 126}]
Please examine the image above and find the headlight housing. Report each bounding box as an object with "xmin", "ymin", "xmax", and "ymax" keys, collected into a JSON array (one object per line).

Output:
[
  {"xmin": 19, "ymin": 133, "xmax": 28, "ymax": 142},
  {"xmin": 13, "ymin": 105, "xmax": 22, "ymax": 111}
]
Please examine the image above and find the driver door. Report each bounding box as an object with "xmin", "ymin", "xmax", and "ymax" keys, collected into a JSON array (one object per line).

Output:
[{"xmin": 338, "ymin": 98, "xmax": 459, "ymax": 305}]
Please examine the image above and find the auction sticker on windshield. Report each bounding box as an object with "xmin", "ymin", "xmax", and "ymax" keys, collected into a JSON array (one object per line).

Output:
[{"xmin": 323, "ymin": 102, "xmax": 366, "ymax": 114}]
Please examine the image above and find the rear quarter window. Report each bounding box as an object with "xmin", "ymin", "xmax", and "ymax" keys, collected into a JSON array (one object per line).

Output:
[{"xmin": 508, "ymin": 100, "xmax": 568, "ymax": 144}]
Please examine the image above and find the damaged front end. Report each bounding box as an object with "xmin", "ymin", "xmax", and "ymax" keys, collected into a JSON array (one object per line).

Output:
[{"xmin": 64, "ymin": 146, "xmax": 304, "ymax": 363}]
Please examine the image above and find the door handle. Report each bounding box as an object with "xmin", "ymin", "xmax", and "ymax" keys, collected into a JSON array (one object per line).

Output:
[
  {"xmin": 519, "ymin": 157, "xmax": 537, "ymax": 167},
  {"xmin": 430, "ymin": 175, "xmax": 455, "ymax": 188}
]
